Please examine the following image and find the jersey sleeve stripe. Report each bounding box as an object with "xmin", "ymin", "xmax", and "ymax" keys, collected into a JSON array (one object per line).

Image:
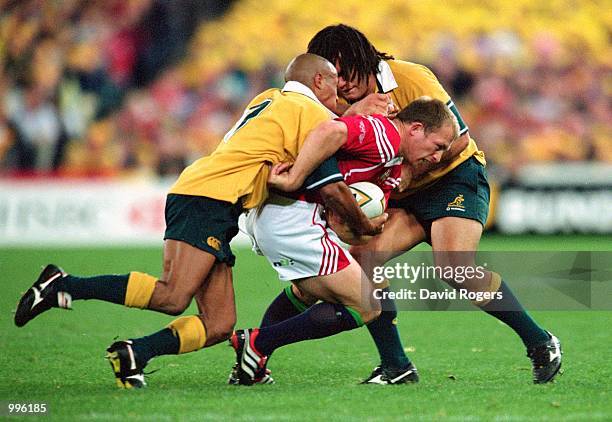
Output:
[
  {"xmin": 368, "ymin": 116, "xmax": 387, "ymax": 162},
  {"xmin": 369, "ymin": 117, "xmax": 387, "ymax": 161},
  {"xmin": 377, "ymin": 118, "xmax": 395, "ymax": 159},
  {"xmin": 305, "ymin": 173, "xmax": 344, "ymax": 190},
  {"xmin": 343, "ymin": 162, "xmax": 383, "ymax": 179},
  {"xmin": 367, "ymin": 116, "xmax": 393, "ymax": 162},
  {"xmin": 372, "ymin": 117, "xmax": 395, "ymax": 161}
]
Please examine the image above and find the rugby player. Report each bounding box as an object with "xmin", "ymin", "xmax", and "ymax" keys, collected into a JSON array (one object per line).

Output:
[
  {"xmin": 257, "ymin": 24, "xmax": 562, "ymax": 385},
  {"xmin": 13, "ymin": 53, "xmax": 386, "ymax": 389},
  {"xmin": 230, "ymin": 98, "xmax": 459, "ymax": 385}
]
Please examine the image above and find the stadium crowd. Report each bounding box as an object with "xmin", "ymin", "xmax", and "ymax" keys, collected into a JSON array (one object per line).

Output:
[{"xmin": 1, "ymin": 0, "xmax": 609, "ymax": 178}]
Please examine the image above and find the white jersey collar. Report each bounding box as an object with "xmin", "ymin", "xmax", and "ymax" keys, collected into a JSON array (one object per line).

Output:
[
  {"xmin": 376, "ymin": 60, "xmax": 398, "ymax": 93},
  {"xmin": 282, "ymin": 81, "xmax": 337, "ymax": 117}
]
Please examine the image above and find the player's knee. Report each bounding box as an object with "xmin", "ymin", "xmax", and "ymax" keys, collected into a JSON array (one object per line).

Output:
[
  {"xmin": 361, "ymin": 308, "xmax": 381, "ymax": 324},
  {"xmin": 159, "ymin": 294, "xmax": 192, "ymax": 316},
  {"xmin": 216, "ymin": 322, "xmax": 235, "ymax": 342},
  {"xmin": 292, "ymin": 285, "xmax": 317, "ymax": 306},
  {"xmin": 204, "ymin": 318, "xmax": 236, "ymax": 346}
]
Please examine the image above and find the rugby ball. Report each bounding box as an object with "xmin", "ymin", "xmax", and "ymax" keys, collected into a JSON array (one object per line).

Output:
[{"xmin": 349, "ymin": 182, "xmax": 386, "ymax": 218}]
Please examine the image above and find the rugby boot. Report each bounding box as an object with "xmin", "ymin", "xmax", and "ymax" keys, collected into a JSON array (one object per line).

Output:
[{"xmin": 14, "ymin": 264, "xmax": 71, "ymax": 327}]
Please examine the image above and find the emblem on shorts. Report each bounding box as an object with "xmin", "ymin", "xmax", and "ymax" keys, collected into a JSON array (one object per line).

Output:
[
  {"xmin": 273, "ymin": 258, "xmax": 295, "ymax": 267},
  {"xmin": 207, "ymin": 236, "xmax": 221, "ymax": 251},
  {"xmin": 446, "ymin": 194, "xmax": 466, "ymax": 212}
]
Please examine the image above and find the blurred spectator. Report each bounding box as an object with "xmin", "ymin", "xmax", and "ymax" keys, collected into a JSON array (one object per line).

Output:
[
  {"xmin": 0, "ymin": 0, "xmax": 233, "ymax": 176},
  {"xmin": 6, "ymin": 80, "xmax": 67, "ymax": 171},
  {"xmin": 1, "ymin": 0, "xmax": 610, "ymax": 179}
]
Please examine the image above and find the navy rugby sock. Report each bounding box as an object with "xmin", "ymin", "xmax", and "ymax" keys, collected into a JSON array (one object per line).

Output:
[
  {"xmin": 367, "ymin": 288, "xmax": 411, "ymax": 369},
  {"xmin": 481, "ymin": 281, "xmax": 550, "ymax": 348},
  {"xmin": 254, "ymin": 302, "xmax": 362, "ymax": 356},
  {"xmin": 130, "ymin": 328, "xmax": 180, "ymax": 366},
  {"xmin": 60, "ymin": 274, "xmax": 128, "ymax": 304},
  {"xmin": 260, "ymin": 286, "xmax": 308, "ymax": 327}
]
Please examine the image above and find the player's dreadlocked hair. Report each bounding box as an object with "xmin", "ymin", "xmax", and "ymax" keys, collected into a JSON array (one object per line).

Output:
[{"xmin": 307, "ymin": 24, "xmax": 394, "ymax": 86}]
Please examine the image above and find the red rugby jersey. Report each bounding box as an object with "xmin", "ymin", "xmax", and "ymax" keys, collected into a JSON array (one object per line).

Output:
[
  {"xmin": 335, "ymin": 114, "xmax": 402, "ymax": 202},
  {"xmin": 284, "ymin": 114, "xmax": 402, "ymax": 204}
]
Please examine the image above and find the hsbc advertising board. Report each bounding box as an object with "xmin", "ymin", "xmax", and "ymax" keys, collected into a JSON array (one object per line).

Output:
[
  {"xmin": 496, "ymin": 188, "xmax": 612, "ymax": 234},
  {"xmin": 492, "ymin": 164, "xmax": 612, "ymax": 234},
  {"xmin": 0, "ymin": 180, "xmax": 168, "ymax": 246},
  {"xmin": 1, "ymin": 164, "xmax": 610, "ymax": 246}
]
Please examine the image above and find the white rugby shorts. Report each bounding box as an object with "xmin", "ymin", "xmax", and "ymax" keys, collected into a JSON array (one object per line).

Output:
[{"xmin": 241, "ymin": 193, "xmax": 351, "ymax": 281}]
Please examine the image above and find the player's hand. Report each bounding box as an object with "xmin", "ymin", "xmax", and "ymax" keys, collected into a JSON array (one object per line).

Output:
[
  {"xmin": 326, "ymin": 208, "xmax": 371, "ymax": 245},
  {"xmin": 396, "ymin": 163, "xmax": 413, "ymax": 192},
  {"xmin": 343, "ymin": 93, "xmax": 393, "ymax": 116},
  {"xmin": 365, "ymin": 213, "xmax": 388, "ymax": 236},
  {"xmin": 267, "ymin": 161, "xmax": 297, "ymax": 191},
  {"xmin": 326, "ymin": 209, "xmax": 387, "ymax": 245},
  {"xmin": 386, "ymin": 98, "xmax": 400, "ymax": 118}
]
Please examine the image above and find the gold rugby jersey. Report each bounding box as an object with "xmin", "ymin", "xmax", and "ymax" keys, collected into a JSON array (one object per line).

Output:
[
  {"xmin": 169, "ymin": 81, "xmax": 331, "ymax": 209},
  {"xmin": 378, "ymin": 60, "xmax": 486, "ymax": 197}
]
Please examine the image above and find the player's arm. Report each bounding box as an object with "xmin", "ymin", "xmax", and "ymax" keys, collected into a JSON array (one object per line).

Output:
[
  {"xmin": 268, "ymin": 120, "xmax": 347, "ymax": 192},
  {"xmin": 298, "ymin": 157, "xmax": 387, "ymax": 238}
]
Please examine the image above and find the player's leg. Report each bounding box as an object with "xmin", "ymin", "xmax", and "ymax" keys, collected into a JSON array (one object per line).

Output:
[
  {"xmin": 430, "ymin": 216, "xmax": 561, "ymax": 383},
  {"xmin": 256, "ymin": 257, "xmax": 380, "ymax": 355},
  {"xmin": 259, "ymin": 209, "xmax": 423, "ymax": 323},
  {"xmin": 426, "ymin": 158, "xmax": 561, "ymax": 383},
  {"xmin": 244, "ymin": 197, "xmax": 331, "ymax": 330},
  {"xmin": 125, "ymin": 260, "xmax": 235, "ymax": 375},
  {"xmin": 105, "ymin": 239, "xmax": 221, "ymax": 388},
  {"xmin": 147, "ymin": 239, "xmax": 217, "ymax": 314},
  {"xmin": 194, "ymin": 261, "xmax": 236, "ymax": 346},
  {"xmin": 259, "ymin": 285, "xmax": 316, "ymax": 327},
  {"xmin": 14, "ymin": 194, "xmax": 238, "ymax": 327},
  {"xmin": 105, "ymin": 195, "xmax": 242, "ymax": 388},
  {"xmin": 432, "ymin": 219, "xmax": 551, "ymax": 319},
  {"xmin": 350, "ymin": 208, "xmax": 425, "ymax": 383},
  {"xmin": 232, "ymin": 259, "xmax": 380, "ymax": 385},
  {"xmin": 13, "ymin": 239, "xmax": 211, "ymax": 327}
]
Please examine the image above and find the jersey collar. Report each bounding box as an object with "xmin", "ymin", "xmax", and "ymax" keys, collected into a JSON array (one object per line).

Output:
[
  {"xmin": 375, "ymin": 60, "xmax": 398, "ymax": 94},
  {"xmin": 282, "ymin": 81, "xmax": 337, "ymax": 117}
]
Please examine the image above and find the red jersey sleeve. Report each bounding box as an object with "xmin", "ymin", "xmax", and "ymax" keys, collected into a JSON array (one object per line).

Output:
[
  {"xmin": 335, "ymin": 115, "xmax": 375, "ymax": 155},
  {"xmin": 335, "ymin": 114, "xmax": 398, "ymax": 164}
]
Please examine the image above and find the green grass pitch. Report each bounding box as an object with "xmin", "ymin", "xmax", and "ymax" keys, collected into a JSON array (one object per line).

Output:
[{"xmin": 1, "ymin": 235, "xmax": 610, "ymax": 421}]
